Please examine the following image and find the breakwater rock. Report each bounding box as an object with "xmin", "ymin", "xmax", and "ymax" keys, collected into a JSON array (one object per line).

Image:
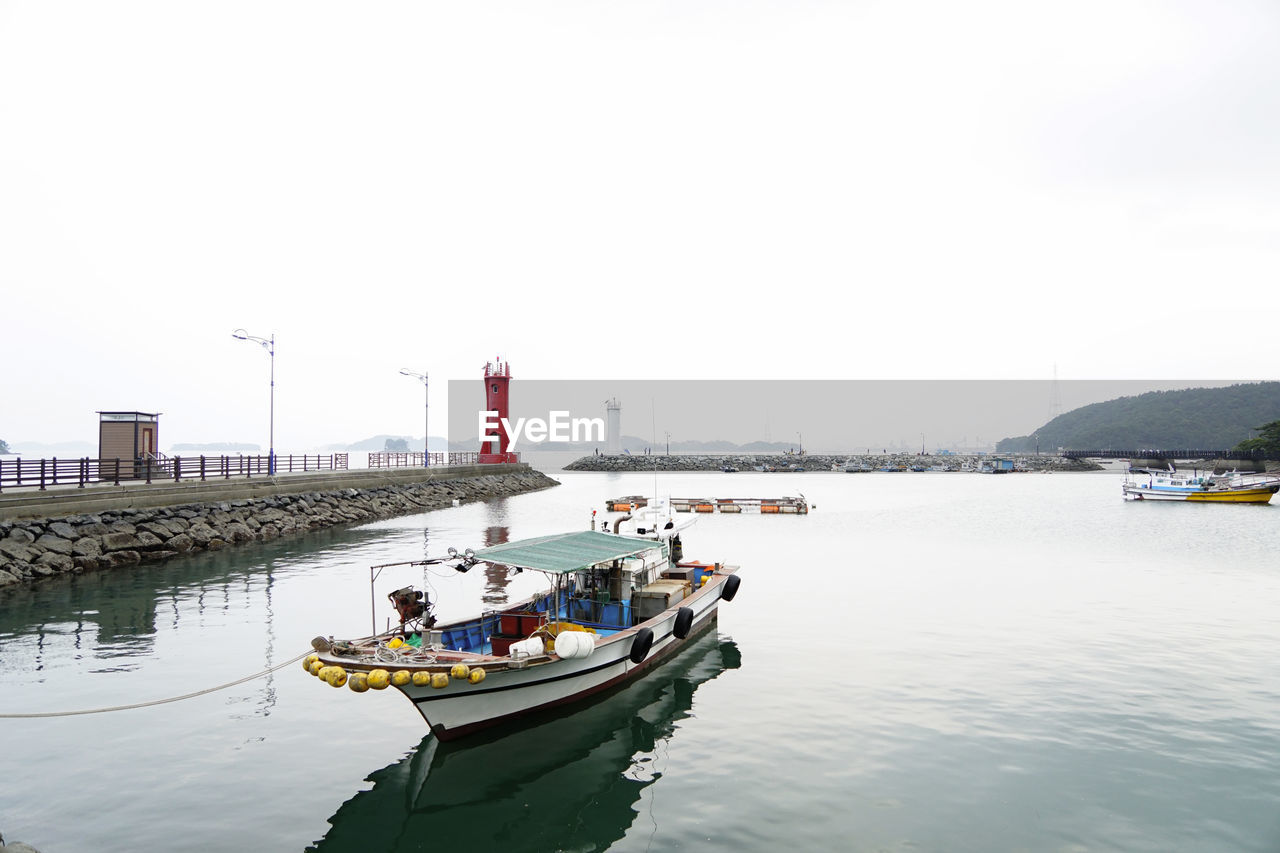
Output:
[
  {"xmin": 0, "ymin": 469, "xmax": 558, "ymax": 590},
  {"xmin": 564, "ymin": 453, "xmax": 1101, "ymax": 472},
  {"xmin": 0, "ymin": 831, "xmax": 42, "ymax": 853}
]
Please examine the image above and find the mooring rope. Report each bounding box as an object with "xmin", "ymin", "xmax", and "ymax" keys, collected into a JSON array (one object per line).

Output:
[{"xmin": 0, "ymin": 649, "xmax": 313, "ymax": 718}]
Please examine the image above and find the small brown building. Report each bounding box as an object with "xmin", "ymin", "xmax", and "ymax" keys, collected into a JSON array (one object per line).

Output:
[{"xmin": 98, "ymin": 411, "xmax": 161, "ymax": 478}]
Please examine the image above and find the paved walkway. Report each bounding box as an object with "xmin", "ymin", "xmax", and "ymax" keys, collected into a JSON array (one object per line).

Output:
[{"xmin": 0, "ymin": 463, "xmax": 525, "ymax": 522}]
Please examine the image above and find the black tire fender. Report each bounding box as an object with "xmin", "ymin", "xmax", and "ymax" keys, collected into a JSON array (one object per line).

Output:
[
  {"xmin": 673, "ymin": 607, "xmax": 694, "ymax": 640},
  {"xmin": 721, "ymin": 573, "xmax": 741, "ymax": 602},
  {"xmin": 629, "ymin": 627, "xmax": 654, "ymax": 664}
]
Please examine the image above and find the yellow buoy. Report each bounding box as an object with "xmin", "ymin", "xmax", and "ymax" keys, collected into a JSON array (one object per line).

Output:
[
  {"xmin": 387, "ymin": 637, "xmax": 404, "ymax": 650},
  {"xmin": 367, "ymin": 669, "xmax": 390, "ymax": 690},
  {"xmin": 391, "ymin": 670, "xmax": 411, "ymax": 687},
  {"xmin": 315, "ymin": 665, "xmax": 334, "ymax": 682},
  {"xmin": 450, "ymin": 663, "xmax": 470, "ymax": 680},
  {"xmin": 327, "ymin": 667, "xmax": 348, "ymax": 688},
  {"xmin": 303, "ymin": 653, "xmax": 319, "ymax": 672},
  {"xmin": 468, "ymin": 668, "xmax": 486, "ymax": 685},
  {"xmin": 347, "ymin": 672, "xmax": 369, "ymax": 693},
  {"xmin": 411, "ymin": 671, "xmax": 432, "ymax": 687},
  {"xmin": 430, "ymin": 672, "xmax": 450, "ymax": 689},
  {"xmin": 309, "ymin": 660, "xmax": 326, "ymax": 676}
]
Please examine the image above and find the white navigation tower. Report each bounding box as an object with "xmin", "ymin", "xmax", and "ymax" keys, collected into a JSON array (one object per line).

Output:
[{"xmin": 605, "ymin": 398, "xmax": 621, "ymax": 455}]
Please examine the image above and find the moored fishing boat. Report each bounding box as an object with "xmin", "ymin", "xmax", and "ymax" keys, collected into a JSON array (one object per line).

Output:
[
  {"xmin": 304, "ymin": 526, "xmax": 741, "ymax": 740},
  {"xmin": 1122, "ymin": 464, "xmax": 1280, "ymax": 503},
  {"xmin": 310, "ymin": 629, "xmax": 740, "ymax": 851}
]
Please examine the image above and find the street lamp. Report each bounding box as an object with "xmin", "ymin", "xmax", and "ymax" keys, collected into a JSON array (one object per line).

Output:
[
  {"xmin": 665, "ymin": 431, "xmax": 670, "ymax": 455},
  {"xmin": 400, "ymin": 369, "xmax": 429, "ymax": 466},
  {"xmin": 232, "ymin": 329, "xmax": 275, "ymax": 474},
  {"xmin": 797, "ymin": 432, "xmax": 803, "ymax": 455}
]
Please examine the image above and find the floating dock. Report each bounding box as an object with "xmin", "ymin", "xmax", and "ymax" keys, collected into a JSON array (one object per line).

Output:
[{"xmin": 606, "ymin": 495, "xmax": 808, "ymax": 514}]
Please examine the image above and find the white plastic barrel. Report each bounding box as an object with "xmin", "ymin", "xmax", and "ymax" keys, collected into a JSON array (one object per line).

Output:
[
  {"xmin": 509, "ymin": 636, "xmax": 545, "ymax": 659},
  {"xmin": 553, "ymin": 631, "xmax": 595, "ymax": 660}
]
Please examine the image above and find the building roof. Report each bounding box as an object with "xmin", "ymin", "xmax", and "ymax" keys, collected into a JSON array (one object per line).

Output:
[
  {"xmin": 473, "ymin": 530, "xmax": 656, "ymax": 574},
  {"xmin": 97, "ymin": 411, "xmax": 161, "ymax": 420}
]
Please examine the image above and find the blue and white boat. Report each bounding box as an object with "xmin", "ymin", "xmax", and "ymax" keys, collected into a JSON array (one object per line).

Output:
[{"xmin": 1122, "ymin": 464, "xmax": 1280, "ymax": 503}]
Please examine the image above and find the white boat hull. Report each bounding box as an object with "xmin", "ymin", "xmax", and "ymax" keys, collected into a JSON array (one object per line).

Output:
[
  {"xmin": 401, "ymin": 598, "xmax": 721, "ymax": 739},
  {"xmin": 1122, "ymin": 483, "xmax": 1279, "ymax": 503},
  {"xmin": 313, "ymin": 569, "xmax": 735, "ymax": 741}
]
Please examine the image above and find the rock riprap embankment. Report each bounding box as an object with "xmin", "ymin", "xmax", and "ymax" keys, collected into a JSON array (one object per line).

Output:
[
  {"xmin": 564, "ymin": 454, "xmax": 1100, "ymax": 472},
  {"xmin": 0, "ymin": 470, "xmax": 558, "ymax": 589}
]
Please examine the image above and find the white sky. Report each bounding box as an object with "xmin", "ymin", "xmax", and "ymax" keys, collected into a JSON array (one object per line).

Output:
[{"xmin": 2, "ymin": 1, "xmax": 1277, "ymax": 451}]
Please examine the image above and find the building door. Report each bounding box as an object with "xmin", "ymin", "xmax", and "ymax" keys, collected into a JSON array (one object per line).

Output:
[{"xmin": 141, "ymin": 426, "xmax": 155, "ymax": 458}]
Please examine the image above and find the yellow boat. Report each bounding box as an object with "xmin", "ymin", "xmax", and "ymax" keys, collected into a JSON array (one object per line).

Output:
[{"xmin": 1122, "ymin": 465, "xmax": 1280, "ymax": 503}]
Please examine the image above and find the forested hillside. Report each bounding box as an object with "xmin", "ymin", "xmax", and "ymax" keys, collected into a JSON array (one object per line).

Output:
[{"xmin": 997, "ymin": 383, "xmax": 1280, "ymax": 452}]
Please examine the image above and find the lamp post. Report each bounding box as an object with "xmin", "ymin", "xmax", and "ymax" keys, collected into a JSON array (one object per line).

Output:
[
  {"xmin": 400, "ymin": 369, "xmax": 429, "ymax": 466},
  {"xmin": 665, "ymin": 431, "xmax": 670, "ymax": 455},
  {"xmin": 797, "ymin": 432, "xmax": 803, "ymax": 455},
  {"xmin": 232, "ymin": 329, "xmax": 275, "ymax": 474}
]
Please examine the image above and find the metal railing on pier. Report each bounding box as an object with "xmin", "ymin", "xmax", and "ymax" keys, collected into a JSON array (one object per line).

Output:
[
  {"xmin": 367, "ymin": 451, "xmax": 520, "ymax": 468},
  {"xmin": 0, "ymin": 454, "xmax": 349, "ymax": 492}
]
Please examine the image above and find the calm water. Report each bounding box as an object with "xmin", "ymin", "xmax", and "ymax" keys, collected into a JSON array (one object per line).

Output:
[{"xmin": 2, "ymin": 470, "xmax": 1279, "ymax": 852}]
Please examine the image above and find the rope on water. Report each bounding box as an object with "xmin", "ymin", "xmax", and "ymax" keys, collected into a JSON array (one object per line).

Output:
[{"xmin": 0, "ymin": 649, "xmax": 313, "ymax": 718}]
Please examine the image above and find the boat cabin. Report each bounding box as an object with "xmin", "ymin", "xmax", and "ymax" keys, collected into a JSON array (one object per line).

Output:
[
  {"xmin": 1126, "ymin": 466, "xmax": 1210, "ymax": 491},
  {"xmin": 430, "ymin": 531, "xmax": 714, "ymax": 657}
]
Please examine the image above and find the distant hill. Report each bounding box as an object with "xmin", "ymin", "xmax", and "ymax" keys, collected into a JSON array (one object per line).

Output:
[
  {"xmin": 322, "ymin": 435, "xmax": 450, "ymax": 452},
  {"xmin": 998, "ymin": 382, "xmax": 1280, "ymax": 452},
  {"xmin": 171, "ymin": 442, "xmax": 260, "ymax": 452},
  {"xmin": 5, "ymin": 440, "xmax": 96, "ymax": 457}
]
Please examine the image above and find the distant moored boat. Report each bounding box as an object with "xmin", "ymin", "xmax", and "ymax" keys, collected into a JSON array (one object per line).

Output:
[{"xmin": 1122, "ymin": 464, "xmax": 1280, "ymax": 503}]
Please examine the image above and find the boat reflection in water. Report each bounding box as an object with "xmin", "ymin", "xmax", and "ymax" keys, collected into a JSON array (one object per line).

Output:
[{"xmin": 309, "ymin": 627, "xmax": 740, "ymax": 853}]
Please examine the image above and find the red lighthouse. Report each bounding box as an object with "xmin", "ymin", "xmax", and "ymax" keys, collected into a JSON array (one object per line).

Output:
[{"xmin": 480, "ymin": 358, "xmax": 516, "ymax": 463}]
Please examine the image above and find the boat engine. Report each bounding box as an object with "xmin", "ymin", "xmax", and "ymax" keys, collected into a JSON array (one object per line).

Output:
[{"xmin": 388, "ymin": 586, "xmax": 436, "ymax": 631}]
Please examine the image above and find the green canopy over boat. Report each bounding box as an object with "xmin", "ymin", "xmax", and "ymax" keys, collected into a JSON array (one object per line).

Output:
[{"xmin": 473, "ymin": 530, "xmax": 657, "ymax": 575}]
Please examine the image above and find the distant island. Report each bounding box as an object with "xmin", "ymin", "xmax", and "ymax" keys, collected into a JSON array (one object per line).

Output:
[
  {"xmin": 329, "ymin": 434, "xmax": 804, "ymax": 454},
  {"xmin": 171, "ymin": 442, "xmax": 261, "ymax": 452},
  {"xmin": 443, "ymin": 435, "xmax": 804, "ymax": 454},
  {"xmin": 320, "ymin": 435, "xmax": 450, "ymax": 453},
  {"xmin": 998, "ymin": 382, "xmax": 1280, "ymax": 452}
]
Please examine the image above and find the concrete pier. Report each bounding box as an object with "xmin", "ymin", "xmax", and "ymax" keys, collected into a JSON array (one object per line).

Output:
[
  {"xmin": 0, "ymin": 465, "xmax": 559, "ymax": 590},
  {"xmin": 0, "ymin": 463, "xmax": 530, "ymax": 522}
]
